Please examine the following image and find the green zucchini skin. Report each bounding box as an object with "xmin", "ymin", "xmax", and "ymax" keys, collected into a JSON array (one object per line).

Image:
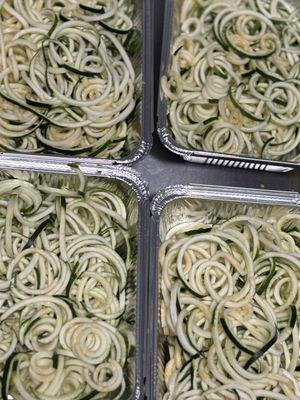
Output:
[
  {"xmin": 0, "ymin": 173, "xmax": 135, "ymax": 398},
  {"xmin": 0, "ymin": 1, "xmax": 138, "ymax": 158},
  {"xmin": 161, "ymin": 0, "xmax": 300, "ymax": 161},
  {"xmin": 159, "ymin": 208, "xmax": 300, "ymax": 399}
]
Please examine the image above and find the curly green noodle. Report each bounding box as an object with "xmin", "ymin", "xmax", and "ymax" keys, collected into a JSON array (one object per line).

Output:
[
  {"xmin": 162, "ymin": 0, "xmax": 300, "ymax": 161},
  {"xmin": 160, "ymin": 210, "xmax": 300, "ymax": 399},
  {"xmin": 0, "ymin": 0, "xmax": 140, "ymax": 158},
  {"xmin": 0, "ymin": 171, "xmax": 136, "ymax": 399}
]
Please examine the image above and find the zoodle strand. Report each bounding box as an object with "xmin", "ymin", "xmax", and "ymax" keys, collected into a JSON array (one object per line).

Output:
[
  {"xmin": 160, "ymin": 211, "xmax": 300, "ymax": 399},
  {"xmin": 162, "ymin": 0, "xmax": 300, "ymax": 161},
  {"xmin": 0, "ymin": 0, "xmax": 139, "ymax": 158},
  {"xmin": 0, "ymin": 172, "xmax": 136, "ymax": 399}
]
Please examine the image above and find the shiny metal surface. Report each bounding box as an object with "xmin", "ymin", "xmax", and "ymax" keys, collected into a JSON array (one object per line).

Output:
[
  {"xmin": 149, "ymin": 184, "xmax": 300, "ymax": 399},
  {"xmin": 0, "ymin": 160, "xmax": 150, "ymax": 400},
  {"xmin": 156, "ymin": 0, "xmax": 300, "ymax": 172},
  {"xmin": 0, "ymin": 0, "xmax": 153, "ymax": 166},
  {"xmin": 135, "ymin": 0, "xmax": 300, "ymax": 196}
]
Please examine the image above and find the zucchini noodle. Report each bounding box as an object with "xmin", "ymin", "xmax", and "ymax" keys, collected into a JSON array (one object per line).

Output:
[
  {"xmin": 159, "ymin": 208, "xmax": 300, "ymax": 399},
  {"xmin": 162, "ymin": 0, "xmax": 300, "ymax": 161},
  {"xmin": 0, "ymin": 171, "xmax": 137, "ymax": 399},
  {"xmin": 0, "ymin": 0, "xmax": 140, "ymax": 158}
]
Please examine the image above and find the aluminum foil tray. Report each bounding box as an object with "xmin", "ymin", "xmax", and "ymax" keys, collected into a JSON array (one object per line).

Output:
[
  {"xmin": 149, "ymin": 184, "xmax": 300, "ymax": 399},
  {"xmin": 0, "ymin": 0, "xmax": 153, "ymax": 166},
  {"xmin": 0, "ymin": 160, "xmax": 150, "ymax": 400},
  {"xmin": 157, "ymin": 0, "xmax": 300, "ymax": 172}
]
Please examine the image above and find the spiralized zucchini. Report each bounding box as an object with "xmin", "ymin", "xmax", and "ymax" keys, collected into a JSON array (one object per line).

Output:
[
  {"xmin": 0, "ymin": 171, "xmax": 136, "ymax": 399},
  {"xmin": 0, "ymin": 0, "xmax": 140, "ymax": 158},
  {"xmin": 160, "ymin": 211, "xmax": 300, "ymax": 399},
  {"xmin": 162, "ymin": 0, "xmax": 300, "ymax": 161}
]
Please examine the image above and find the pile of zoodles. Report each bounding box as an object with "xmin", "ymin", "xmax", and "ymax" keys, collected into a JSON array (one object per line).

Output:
[
  {"xmin": 0, "ymin": 0, "xmax": 140, "ymax": 158},
  {"xmin": 160, "ymin": 212, "xmax": 300, "ymax": 399},
  {"xmin": 0, "ymin": 171, "xmax": 136, "ymax": 399},
  {"xmin": 161, "ymin": 0, "xmax": 300, "ymax": 161}
]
